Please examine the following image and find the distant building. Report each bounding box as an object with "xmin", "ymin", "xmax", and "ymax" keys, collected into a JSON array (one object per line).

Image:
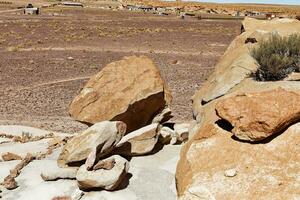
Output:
[
  {"xmin": 24, "ymin": 4, "xmax": 39, "ymax": 15},
  {"xmin": 60, "ymin": 2, "xmax": 83, "ymax": 7},
  {"xmin": 266, "ymin": 12, "xmax": 279, "ymax": 20}
]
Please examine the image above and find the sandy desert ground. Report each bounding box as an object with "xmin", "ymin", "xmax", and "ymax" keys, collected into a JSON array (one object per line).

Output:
[{"xmin": 0, "ymin": 6, "xmax": 241, "ymax": 133}]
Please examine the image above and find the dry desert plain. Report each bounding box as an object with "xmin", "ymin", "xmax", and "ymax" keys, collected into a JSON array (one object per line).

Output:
[{"xmin": 0, "ymin": 6, "xmax": 241, "ymax": 133}]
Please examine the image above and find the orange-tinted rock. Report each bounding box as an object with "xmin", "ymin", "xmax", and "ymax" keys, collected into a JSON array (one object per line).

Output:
[
  {"xmin": 69, "ymin": 56, "xmax": 172, "ymax": 133},
  {"xmin": 192, "ymin": 18, "xmax": 300, "ymax": 121},
  {"xmin": 216, "ymin": 88, "xmax": 300, "ymax": 141},
  {"xmin": 2, "ymin": 152, "xmax": 22, "ymax": 161},
  {"xmin": 176, "ymin": 123, "xmax": 300, "ymax": 200}
]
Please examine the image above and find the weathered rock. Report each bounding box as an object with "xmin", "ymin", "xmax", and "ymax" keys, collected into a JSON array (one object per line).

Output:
[
  {"xmin": 177, "ymin": 123, "xmax": 300, "ymax": 199},
  {"xmin": 57, "ymin": 121, "xmax": 126, "ymax": 167},
  {"xmin": 152, "ymin": 107, "xmax": 173, "ymax": 124},
  {"xmin": 1, "ymin": 176, "xmax": 18, "ymax": 190},
  {"xmin": 2, "ymin": 152, "xmax": 22, "ymax": 161},
  {"xmin": 158, "ymin": 126, "xmax": 178, "ymax": 145},
  {"xmin": 70, "ymin": 189, "xmax": 84, "ymax": 200},
  {"xmin": 216, "ymin": 88, "xmax": 300, "ymax": 141},
  {"xmin": 174, "ymin": 123, "xmax": 190, "ymax": 142},
  {"xmin": 115, "ymin": 123, "xmax": 158, "ymax": 156},
  {"xmin": 76, "ymin": 155, "xmax": 129, "ymax": 191},
  {"xmin": 224, "ymin": 168, "xmax": 237, "ymax": 177},
  {"xmin": 69, "ymin": 55, "xmax": 172, "ymax": 133},
  {"xmin": 158, "ymin": 126, "xmax": 175, "ymax": 144},
  {"xmin": 41, "ymin": 166, "xmax": 78, "ymax": 181},
  {"xmin": 192, "ymin": 17, "xmax": 300, "ymax": 121},
  {"xmin": 93, "ymin": 158, "xmax": 115, "ymax": 171}
]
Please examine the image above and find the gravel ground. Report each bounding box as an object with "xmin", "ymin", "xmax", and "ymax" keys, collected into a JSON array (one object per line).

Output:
[{"xmin": 0, "ymin": 8, "xmax": 241, "ymax": 133}]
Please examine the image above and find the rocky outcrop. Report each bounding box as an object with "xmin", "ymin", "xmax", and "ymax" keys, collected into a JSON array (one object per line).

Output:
[
  {"xmin": 177, "ymin": 18, "xmax": 300, "ymax": 199},
  {"xmin": 76, "ymin": 155, "xmax": 129, "ymax": 191},
  {"xmin": 115, "ymin": 123, "xmax": 159, "ymax": 156},
  {"xmin": 216, "ymin": 88, "xmax": 300, "ymax": 142},
  {"xmin": 69, "ymin": 55, "xmax": 172, "ymax": 133},
  {"xmin": 192, "ymin": 17, "xmax": 300, "ymax": 120},
  {"xmin": 177, "ymin": 123, "xmax": 300, "ymax": 199},
  {"xmin": 57, "ymin": 121, "xmax": 126, "ymax": 167}
]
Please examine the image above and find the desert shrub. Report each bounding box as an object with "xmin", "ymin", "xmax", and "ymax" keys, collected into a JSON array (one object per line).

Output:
[{"xmin": 251, "ymin": 33, "xmax": 300, "ymax": 81}]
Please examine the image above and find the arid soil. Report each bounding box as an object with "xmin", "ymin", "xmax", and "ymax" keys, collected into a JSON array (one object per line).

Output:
[{"xmin": 0, "ymin": 7, "xmax": 241, "ymax": 133}]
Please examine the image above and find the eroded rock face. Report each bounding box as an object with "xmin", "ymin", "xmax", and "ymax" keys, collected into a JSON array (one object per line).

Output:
[
  {"xmin": 57, "ymin": 121, "xmax": 126, "ymax": 167},
  {"xmin": 216, "ymin": 88, "xmax": 300, "ymax": 141},
  {"xmin": 115, "ymin": 123, "xmax": 158, "ymax": 156},
  {"xmin": 177, "ymin": 123, "xmax": 300, "ymax": 200},
  {"xmin": 69, "ymin": 55, "xmax": 172, "ymax": 133},
  {"xmin": 192, "ymin": 17, "xmax": 300, "ymax": 121},
  {"xmin": 76, "ymin": 155, "xmax": 129, "ymax": 191}
]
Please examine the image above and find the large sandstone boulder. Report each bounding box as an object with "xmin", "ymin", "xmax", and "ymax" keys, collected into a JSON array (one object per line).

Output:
[
  {"xmin": 69, "ymin": 55, "xmax": 172, "ymax": 133},
  {"xmin": 76, "ymin": 155, "xmax": 129, "ymax": 191},
  {"xmin": 57, "ymin": 121, "xmax": 126, "ymax": 167},
  {"xmin": 216, "ymin": 88, "xmax": 300, "ymax": 142},
  {"xmin": 192, "ymin": 17, "xmax": 300, "ymax": 120},
  {"xmin": 115, "ymin": 123, "xmax": 159, "ymax": 156},
  {"xmin": 177, "ymin": 123, "xmax": 300, "ymax": 200},
  {"xmin": 178, "ymin": 18, "xmax": 300, "ymax": 200}
]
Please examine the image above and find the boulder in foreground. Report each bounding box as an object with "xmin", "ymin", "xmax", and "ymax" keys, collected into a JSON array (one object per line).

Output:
[
  {"xmin": 69, "ymin": 55, "xmax": 172, "ymax": 133},
  {"xmin": 216, "ymin": 88, "xmax": 300, "ymax": 141},
  {"xmin": 176, "ymin": 123, "xmax": 300, "ymax": 199},
  {"xmin": 76, "ymin": 155, "xmax": 129, "ymax": 191},
  {"xmin": 57, "ymin": 121, "xmax": 126, "ymax": 167}
]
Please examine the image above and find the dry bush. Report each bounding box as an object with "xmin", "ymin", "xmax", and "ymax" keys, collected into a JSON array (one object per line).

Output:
[{"xmin": 251, "ymin": 33, "xmax": 300, "ymax": 81}]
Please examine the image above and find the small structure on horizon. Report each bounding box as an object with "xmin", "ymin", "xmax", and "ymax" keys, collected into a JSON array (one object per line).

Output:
[
  {"xmin": 60, "ymin": 2, "xmax": 83, "ymax": 7},
  {"xmin": 24, "ymin": 3, "xmax": 39, "ymax": 15}
]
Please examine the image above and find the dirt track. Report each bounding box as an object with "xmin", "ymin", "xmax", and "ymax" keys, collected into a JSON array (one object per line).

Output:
[{"xmin": 0, "ymin": 8, "xmax": 241, "ymax": 133}]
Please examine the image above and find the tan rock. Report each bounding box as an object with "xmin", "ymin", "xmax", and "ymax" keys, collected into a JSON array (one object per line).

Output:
[
  {"xmin": 192, "ymin": 17, "xmax": 300, "ymax": 121},
  {"xmin": 115, "ymin": 123, "xmax": 158, "ymax": 156},
  {"xmin": 93, "ymin": 158, "xmax": 115, "ymax": 170},
  {"xmin": 57, "ymin": 121, "xmax": 126, "ymax": 167},
  {"xmin": 216, "ymin": 88, "xmax": 300, "ymax": 141},
  {"xmin": 2, "ymin": 176, "xmax": 18, "ymax": 190},
  {"xmin": 41, "ymin": 167, "xmax": 78, "ymax": 181},
  {"xmin": 158, "ymin": 126, "xmax": 176, "ymax": 144},
  {"xmin": 177, "ymin": 123, "xmax": 300, "ymax": 200},
  {"xmin": 76, "ymin": 155, "xmax": 129, "ymax": 191},
  {"xmin": 2, "ymin": 152, "xmax": 22, "ymax": 161},
  {"xmin": 69, "ymin": 55, "xmax": 172, "ymax": 133}
]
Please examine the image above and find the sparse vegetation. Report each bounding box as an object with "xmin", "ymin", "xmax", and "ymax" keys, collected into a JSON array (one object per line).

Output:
[{"xmin": 251, "ymin": 33, "xmax": 300, "ymax": 81}]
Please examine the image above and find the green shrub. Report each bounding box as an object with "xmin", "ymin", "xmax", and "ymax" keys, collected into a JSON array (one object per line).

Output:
[{"xmin": 251, "ymin": 33, "xmax": 300, "ymax": 81}]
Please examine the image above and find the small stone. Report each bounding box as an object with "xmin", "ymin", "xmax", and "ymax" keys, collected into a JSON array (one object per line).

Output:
[
  {"xmin": 76, "ymin": 155, "xmax": 129, "ymax": 191},
  {"xmin": 93, "ymin": 158, "xmax": 115, "ymax": 171},
  {"xmin": 2, "ymin": 176, "xmax": 18, "ymax": 190},
  {"xmin": 174, "ymin": 123, "xmax": 190, "ymax": 143},
  {"xmin": 67, "ymin": 56, "xmax": 74, "ymax": 60},
  {"xmin": 2, "ymin": 152, "xmax": 22, "ymax": 161},
  {"xmin": 224, "ymin": 168, "xmax": 237, "ymax": 177},
  {"xmin": 70, "ymin": 189, "xmax": 84, "ymax": 200}
]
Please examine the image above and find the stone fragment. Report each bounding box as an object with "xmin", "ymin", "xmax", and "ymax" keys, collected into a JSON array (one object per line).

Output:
[
  {"xmin": 224, "ymin": 168, "xmax": 237, "ymax": 177},
  {"xmin": 58, "ymin": 121, "xmax": 126, "ymax": 167},
  {"xmin": 41, "ymin": 167, "xmax": 78, "ymax": 181},
  {"xmin": 2, "ymin": 152, "xmax": 22, "ymax": 161},
  {"xmin": 93, "ymin": 158, "xmax": 115, "ymax": 171},
  {"xmin": 115, "ymin": 123, "xmax": 158, "ymax": 156},
  {"xmin": 76, "ymin": 155, "xmax": 129, "ymax": 191}
]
